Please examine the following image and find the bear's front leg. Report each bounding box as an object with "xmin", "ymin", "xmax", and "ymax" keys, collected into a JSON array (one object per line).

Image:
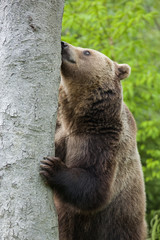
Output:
[
  {"xmin": 40, "ymin": 156, "xmax": 67, "ymax": 188},
  {"xmin": 40, "ymin": 155, "xmax": 113, "ymax": 213}
]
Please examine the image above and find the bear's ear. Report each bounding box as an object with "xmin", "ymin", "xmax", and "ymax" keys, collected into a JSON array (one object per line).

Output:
[{"xmin": 115, "ymin": 63, "xmax": 131, "ymax": 80}]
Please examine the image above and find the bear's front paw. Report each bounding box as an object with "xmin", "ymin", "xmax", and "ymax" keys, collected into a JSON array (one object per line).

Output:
[{"xmin": 40, "ymin": 156, "xmax": 66, "ymax": 186}]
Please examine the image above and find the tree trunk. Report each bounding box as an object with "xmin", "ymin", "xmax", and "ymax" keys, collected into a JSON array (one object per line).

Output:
[{"xmin": 0, "ymin": 1, "xmax": 64, "ymax": 239}]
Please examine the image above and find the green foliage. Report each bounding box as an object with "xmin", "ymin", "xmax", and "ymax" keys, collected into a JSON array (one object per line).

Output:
[
  {"xmin": 148, "ymin": 211, "xmax": 160, "ymax": 240},
  {"xmin": 62, "ymin": 0, "xmax": 160, "ymax": 231}
]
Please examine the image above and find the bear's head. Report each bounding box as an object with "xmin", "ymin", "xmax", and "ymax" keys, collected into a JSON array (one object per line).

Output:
[
  {"xmin": 60, "ymin": 42, "xmax": 131, "ymax": 130},
  {"xmin": 61, "ymin": 42, "xmax": 130, "ymax": 93}
]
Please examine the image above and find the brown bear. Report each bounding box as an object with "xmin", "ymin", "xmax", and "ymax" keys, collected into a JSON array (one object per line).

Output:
[{"xmin": 40, "ymin": 42, "xmax": 147, "ymax": 240}]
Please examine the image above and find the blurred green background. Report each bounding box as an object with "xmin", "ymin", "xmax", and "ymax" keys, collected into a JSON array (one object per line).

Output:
[{"xmin": 62, "ymin": 0, "xmax": 160, "ymax": 238}]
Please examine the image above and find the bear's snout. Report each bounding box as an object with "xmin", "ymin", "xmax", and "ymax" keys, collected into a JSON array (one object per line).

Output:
[
  {"xmin": 61, "ymin": 41, "xmax": 69, "ymax": 49},
  {"xmin": 61, "ymin": 42, "xmax": 76, "ymax": 64},
  {"xmin": 61, "ymin": 41, "xmax": 69, "ymax": 56}
]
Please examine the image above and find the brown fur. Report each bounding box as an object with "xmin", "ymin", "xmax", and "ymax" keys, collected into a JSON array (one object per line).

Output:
[{"xmin": 40, "ymin": 42, "xmax": 146, "ymax": 240}]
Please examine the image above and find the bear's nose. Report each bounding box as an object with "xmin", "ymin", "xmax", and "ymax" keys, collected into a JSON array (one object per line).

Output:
[{"xmin": 61, "ymin": 41, "xmax": 68, "ymax": 49}]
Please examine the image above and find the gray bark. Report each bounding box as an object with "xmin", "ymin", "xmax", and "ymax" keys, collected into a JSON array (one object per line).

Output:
[{"xmin": 0, "ymin": 1, "xmax": 64, "ymax": 239}]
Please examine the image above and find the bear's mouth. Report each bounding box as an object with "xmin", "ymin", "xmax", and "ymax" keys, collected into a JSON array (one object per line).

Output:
[{"xmin": 61, "ymin": 41, "xmax": 76, "ymax": 64}]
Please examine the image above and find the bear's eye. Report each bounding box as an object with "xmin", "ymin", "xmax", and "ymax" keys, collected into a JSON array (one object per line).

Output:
[
  {"xmin": 83, "ymin": 50, "xmax": 91, "ymax": 56},
  {"xmin": 106, "ymin": 90, "xmax": 115, "ymax": 96},
  {"xmin": 107, "ymin": 90, "xmax": 113, "ymax": 94}
]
